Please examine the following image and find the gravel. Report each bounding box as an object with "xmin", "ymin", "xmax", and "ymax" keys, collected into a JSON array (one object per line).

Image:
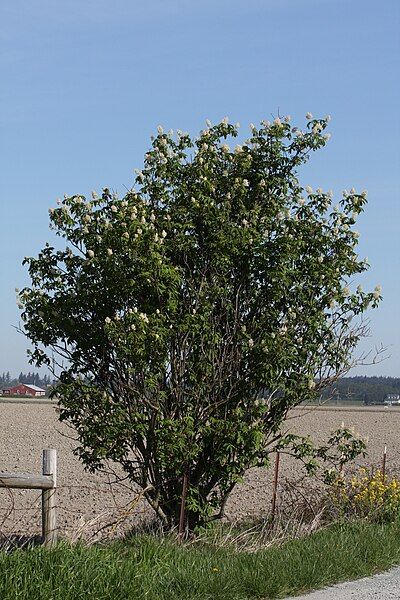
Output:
[{"xmin": 285, "ymin": 566, "xmax": 400, "ymax": 599}]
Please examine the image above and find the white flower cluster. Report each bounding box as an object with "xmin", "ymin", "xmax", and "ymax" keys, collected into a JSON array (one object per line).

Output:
[
  {"xmin": 373, "ymin": 284, "xmax": 382, "ymax": 299},
  {"xmin": 312, "ymin": 123, "xmax": 323, "ymax": 134},
  {"xmin": 154, "ymin": 230, "xmax": 167, "ymax": 244}
]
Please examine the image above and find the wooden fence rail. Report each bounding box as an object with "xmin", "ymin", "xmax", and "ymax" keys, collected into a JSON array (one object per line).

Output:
[{"xmin": 0, "ymin": 448, "xmax": 57, "ymax": 547}]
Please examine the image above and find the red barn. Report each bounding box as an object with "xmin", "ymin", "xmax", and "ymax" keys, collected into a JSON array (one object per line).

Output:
[{"xmin": 2, "ymin": 384, "xmax": 46, "ymax": 397}]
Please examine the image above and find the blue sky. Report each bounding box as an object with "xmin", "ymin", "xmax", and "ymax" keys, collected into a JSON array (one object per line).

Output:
[{"xmin": 1, "ymin": 0, "xmax": 399, "ymax": 376}]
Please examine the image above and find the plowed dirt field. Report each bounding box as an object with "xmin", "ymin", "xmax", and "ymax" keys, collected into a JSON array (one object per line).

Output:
[{"xmin": 1, "ymin": 401, "xmax": 398, "ymax": 541}]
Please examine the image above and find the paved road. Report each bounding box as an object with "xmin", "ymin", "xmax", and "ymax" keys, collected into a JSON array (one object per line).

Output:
[{"xmin": 286, "ymin": 566, "xmax": 400, "ymax": 599}]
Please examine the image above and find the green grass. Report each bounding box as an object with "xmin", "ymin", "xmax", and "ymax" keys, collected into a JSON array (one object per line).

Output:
[{"xmin": 2, "ymin": 521, "xmax": 400, "ymax": 599}]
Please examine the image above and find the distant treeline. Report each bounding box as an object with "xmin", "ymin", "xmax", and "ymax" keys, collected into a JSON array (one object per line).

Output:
[
  {"xmin": 321, "ymin": 376, "xmax": 400, "ymax": 405},
  {"xmin": 0, "ymin": 371, "xmax": 52, "ymax": 389},
  {"xmin": 0, "ymin": 372, "xmax": 398, "ymax": 403}
]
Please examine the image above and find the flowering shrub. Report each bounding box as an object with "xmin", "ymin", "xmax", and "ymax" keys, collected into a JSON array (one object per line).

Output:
[
  {"xmin": 278, "ymin": 426, "xmax": 367, "ymax": 483},
  {"xmin": 19, "ymin": 115, "xmax": 380, "ymax": 529},
  {"xmin": 334, "ymin": 468, "xmax": 400, "ymax": 522}
]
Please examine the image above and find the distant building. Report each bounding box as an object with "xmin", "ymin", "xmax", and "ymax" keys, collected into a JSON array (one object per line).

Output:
[
  {"xmin": 1, "ymin": 384, "xmax": 46, "ymax": 397},
  {"xmin": 384, "ymin": 393, "xmax": 400, "ymax": 406}
]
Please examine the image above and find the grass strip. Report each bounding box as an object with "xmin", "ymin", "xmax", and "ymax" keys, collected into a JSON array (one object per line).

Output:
[{"xmin": 1, "ymin": 520, "xmax": 400, "ymax": 599}]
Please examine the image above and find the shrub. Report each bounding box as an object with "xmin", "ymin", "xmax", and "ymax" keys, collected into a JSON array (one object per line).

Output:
[{"xmin": 19, "ymin": 115, "xmax": 379, "ymax": 529}]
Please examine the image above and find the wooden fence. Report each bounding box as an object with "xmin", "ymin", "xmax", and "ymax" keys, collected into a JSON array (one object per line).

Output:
[{"xmin": 0, "ymin": 448, "xmax": 57, "ymax": 547}]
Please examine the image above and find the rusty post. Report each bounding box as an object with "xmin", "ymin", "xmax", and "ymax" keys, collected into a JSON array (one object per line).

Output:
[
  {"xmin": 271, "ymin": 451, "xmax": 280, "ymax": 520},
  {"xmin": 382, "ymin": 444, "xmax": 387, "ymax": 483},
  {"xmin": 178, "ymin": 466, "xmax": 189, "ymax": 540}
]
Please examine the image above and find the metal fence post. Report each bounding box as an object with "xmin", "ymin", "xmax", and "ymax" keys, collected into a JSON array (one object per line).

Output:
[{"xmin": 271, "ymin": 451, "xmax": 280, "ymax": 521}]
